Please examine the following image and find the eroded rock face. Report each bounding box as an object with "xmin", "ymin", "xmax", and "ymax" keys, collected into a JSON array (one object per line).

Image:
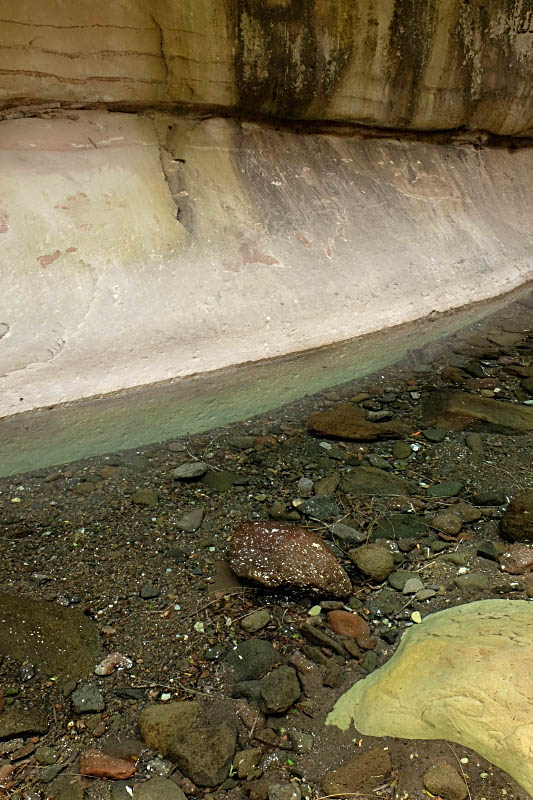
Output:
[
  {"xmin": 1, "ymin": 2, "xmax": 530, "ymax": 136},
  {"xmin": 326, "ymin": 600, "xmax": 533, "ymax": 795},
  {"xmin": 229, "ymin": 522, "xmax": 352, "ymax": 597}
]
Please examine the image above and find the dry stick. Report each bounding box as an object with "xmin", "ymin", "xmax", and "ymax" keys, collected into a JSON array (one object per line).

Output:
[{"xmin": 445, "ymin": 742, "xmax": 473, "ymax": 800}]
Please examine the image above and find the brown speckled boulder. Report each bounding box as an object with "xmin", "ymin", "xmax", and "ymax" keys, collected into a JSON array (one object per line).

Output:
[{"xmin": 229, "ymin": 521, "xmax": 352, "ymax": 597}]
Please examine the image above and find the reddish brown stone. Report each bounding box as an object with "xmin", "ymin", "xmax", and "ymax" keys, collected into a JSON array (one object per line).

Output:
[
  {"xmin": 501, "ymin": 490, "xmax": 533, "ymax": 543},
  {"xmin": 80, "ymin": 749, "xmax": 136, "ymax": 779},
  {"xmin": 327, "ymin": 611, "xmax": 376, "ymax": 649},
  {"xmin": 499, "ymin": 544, "xmax": 533, "ymax": 575},
  {"xmin": 229, "ymin": 522, "xmax": 352, "ymax": 597},
  {"xmin": 289, "ymin": 651, "xmax": 324, "ymax": 695},
  {"xmin": 308, "ymin": 404, "xmax": 407, "ymax": 441}
]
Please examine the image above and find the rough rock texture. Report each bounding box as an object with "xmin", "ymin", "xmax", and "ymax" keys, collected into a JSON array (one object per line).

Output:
[
  {"xmin": 423, "ymin": 392, "xmax": 533, "ymax": 432},
  {"xmin": 501, "ymin": 490, "xmax": 533, "ymax": 543},
  {"xmin": 229, "ymin": 522, "xmax": 352, "ymax": 597},
  {"xmin": 0, "ymin": 592, "xmax": 102, "ymax": 681},
  {"xmin": 327, "ymin": 600, "xmax": 533, "ymax": 795},
  {"xmin": 169, "ymin": 721, "xmax": 237, "ymax": 786},
  {"xmin": 1, "ymin": 1, "xmax": 531, "ymax": 136},
  {"xmin": 308, "ymin": 404, "xmax": 407, "ymax": 441},
  {"xmin": 423, "ymin": 761, "xmax": 469, "ymax": 800},
  {"xmin": 349, "ymin": 544, "xmax": 395, "ymax": 582},
  {"xmin": 80, "ymin": 750, "xmax": 136, "ymax": 780}
]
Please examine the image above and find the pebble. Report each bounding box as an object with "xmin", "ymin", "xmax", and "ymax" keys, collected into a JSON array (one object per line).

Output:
[
  {"xmin": 426, "ymin": 481, "xmax": 464, "ymax": 498},
  {"xmin": 349, "ymin": 543, "xmax": 395, "ymax": 582},
  {"xmin": 366, "ymin": 453, "xmax": 392, "ymax": 470},
  {"xmin": 139, "ymin": 584, "xmax": 160, "ymax": 600},
  {"xmin": 388, "ymin": 570, "xmax": 419, "ymax": 591},
  {"xmin": 454, "ymin": 572, "xmax": 490, "ymax": 593},
  {"xmin": 176, "ymin": 507, "xmax": 204, "ymax": 532},
  {"xmin": 423, "ymin": 760, "xmax": 468, "ymax": 800},
  {"xmin": 71, "ymin": 684, "xmax": 105, "ymax": 714},
  {"xmin": 80, "ymin": 750, "xmax": 136, "ymax": 779},
  {"xmin": 95, "ymin": 652, "xmax": 133, "ymax": 676},
  {"xmin": 499, "ymin": 544, "xmax": 533, "ymax": 575},
  {"xmin": 471, "ymin": 489, "xmax": 507, "ymax": 506},
  {"xmin": 297, "ymin": 495, "xmax": 340, "ymax": 520},
  {"xmin": 229, "ymin": 521, "xmax": 352, "ymax": 596},
  {"xmin": 393, "ymin": 441, "xmax": 412, "ymax": 459},
  {"xmin": 296, "ymin": 477, "xmax": 314, "ymax": 497},
  {"xmin": 75, "ymin": 481, "xmax": 97, "ymax": 496},
  {"xmin": 268, "ymin": 784, "xmax": 301, "ymax": 800},
  {"xmin": 260, "ymin": 665, "xmax": 301, "ymax": 713},
  {"xmin": 330, "ymin": 522, "xmax": 366, "ymax": 544},
  {"xmin": 431, "ymin": 510, "xmax": 463, "ymax": 536},
  {"xmin": 226, "ymin": 639, "xmax": 278, "ymax": 682},
  {"xmin": 133, "ymin": 776, "xmax": 186, "ymax": 799},
  {"xmin": 241, "ymin": 609, "xmax": 271, "ymax": 633},
  {"xmin": 131, "ymin": 489, "xmax": 158, "ymax": 506},
  {"xmin": 422, "ymin": 428, "xmax": 447, "ymax": 442},
  {"xmin": 402, "ymin": 577, "xmax": 424, "ymax": 595},
  {"xmin": 234, "ymin": 748, "xmax": 262, "ymax": 779},
  {"xmin": 173, "ymin": 462, "xmax": 208, "ymax": 480},
  {"xmin": 465, "ymin": 433, "xmax": 484, "ymax": 453},
  {"xmin": 500, "ymin": 489, "xmax": 533, "ymax": 543},
  {"xmin": 477, "ymin": 540, "xmax": 505, "ymax": 562},
  {"xmin": 327, "ymin": 610, "xmax": 375, "ymax": 649}
]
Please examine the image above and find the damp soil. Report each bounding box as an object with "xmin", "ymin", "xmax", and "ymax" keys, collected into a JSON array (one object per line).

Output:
[{"xmin": 0, "ymin": 293, "xmax": 532, "ymax": 800}]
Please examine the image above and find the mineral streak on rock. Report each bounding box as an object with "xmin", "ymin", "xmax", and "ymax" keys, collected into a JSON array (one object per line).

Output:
[{"xmin": 229, "ymin": 521, "xmax": 352, "ymax": 597}]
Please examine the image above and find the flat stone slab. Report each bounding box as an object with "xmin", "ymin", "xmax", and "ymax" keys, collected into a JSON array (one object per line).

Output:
[
  {"xmin": 327, "ymin": 599, "xmax": 533, "ymax": 795},
  {"xmin": 0, "ymin": 592, "xmax": 102, "ymax": 681}
]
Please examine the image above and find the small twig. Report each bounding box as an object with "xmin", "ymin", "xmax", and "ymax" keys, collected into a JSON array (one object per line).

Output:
[{"xmin": 445, "ymin": 742, "xmax": 472, "ymax": 800}]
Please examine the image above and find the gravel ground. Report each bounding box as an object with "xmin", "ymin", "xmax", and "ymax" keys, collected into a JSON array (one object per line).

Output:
[{"xmin": 0, "ymin": 292, "xmax": 532, "ymax": 800}]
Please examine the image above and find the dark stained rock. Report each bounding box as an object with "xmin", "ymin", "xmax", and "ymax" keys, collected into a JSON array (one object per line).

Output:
[
  {"xmin": 169, "ymin": 721, "xmax": 237, "ymax": 786},
  {"xmin": 500, "ymin": 490, "xmax": 533, "ymax": 543},
  {"xmin": 422, "ymin": 391, "xmax": 533, "ymax": 432},
  {"xmin": 260, "ymin": 666, "xmax": 301, "ymax": 713},
  {"xmin": 372, "ymin": 513, "xmax": 428, "ymax": 540},
  {"xmin": 341, "ymin": 467, "xmax": 412, "ymax": 497},
  {"xmin": 0, "ymin": 593, "xmax": 102, "ymax": 682},
  {"xmin": 229, "ymin": 522, "xmax": 352, "ymax": 597},
  {"xmin": 225, "ymin": 639, "xmax": 278, "ymax": 682},
  {"xmin": 308, "ymin": 404, "xmax": 407, "ymax": 441}
]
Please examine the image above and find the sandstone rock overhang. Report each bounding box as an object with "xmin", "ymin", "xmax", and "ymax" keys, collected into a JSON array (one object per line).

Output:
[{"xmin": 0, "ymin": 111, "xmax": 531, "ymax": 475}]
